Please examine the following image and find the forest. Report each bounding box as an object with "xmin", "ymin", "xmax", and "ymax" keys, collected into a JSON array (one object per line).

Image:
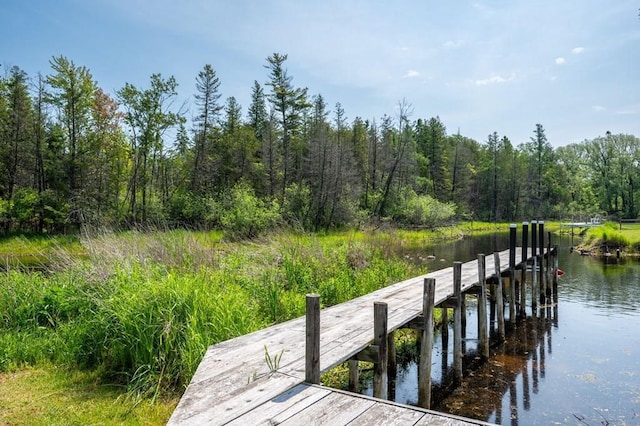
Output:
[{"xmin": 1, "ymin": 53, "xmax": 639, "ymax": 236}]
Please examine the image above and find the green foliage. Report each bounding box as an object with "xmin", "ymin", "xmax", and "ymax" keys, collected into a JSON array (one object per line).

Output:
[
  {"xmin": 585, "ymin": 222, "xmax": 630, "ymax": 248},
  {"xmin": 392, "ymin": 190, "xmax": 456, "ymax": 227},
  {"xmin": 0, "ymin": 229, "xmax": 419, "ymax": 398},
  {"xmin": 217, "ymin": 182, "xmax": 281, "ymax": 239}
]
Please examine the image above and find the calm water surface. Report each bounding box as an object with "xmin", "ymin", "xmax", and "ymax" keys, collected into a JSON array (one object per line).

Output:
[{"xmin": 365, "ymin": 234, "xmax": 640, "ymax": 425}]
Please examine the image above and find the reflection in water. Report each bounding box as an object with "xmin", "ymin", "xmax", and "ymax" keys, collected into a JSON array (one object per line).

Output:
[
  {"xmin": 367, "ymin": 234, "xmax": 640, "ymax": 425},
  {"xmin": 435, "ymin": 307, "xmax": 556, "ymax": 424}
]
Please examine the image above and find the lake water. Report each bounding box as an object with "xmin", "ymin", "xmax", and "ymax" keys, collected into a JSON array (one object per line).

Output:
[{"xmin": 363, "ymin": 234, "xmax": 640, "ymax": 425}]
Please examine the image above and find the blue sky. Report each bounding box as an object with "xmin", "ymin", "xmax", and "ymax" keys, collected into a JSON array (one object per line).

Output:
[{"xmin": 1, "ymin": 0, "xmax": 639, "ymax": 147}]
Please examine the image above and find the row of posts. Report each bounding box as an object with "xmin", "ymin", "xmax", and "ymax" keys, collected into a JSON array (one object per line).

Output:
[{"xmin": 305, "ymin": 222, "xmax": 559, "ymax": 409}]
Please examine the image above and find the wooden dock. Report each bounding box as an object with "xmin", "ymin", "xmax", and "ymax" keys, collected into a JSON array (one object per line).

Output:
[{"xmin": 169, "ymin": 223, "xmax": 557, "ymax": 425}]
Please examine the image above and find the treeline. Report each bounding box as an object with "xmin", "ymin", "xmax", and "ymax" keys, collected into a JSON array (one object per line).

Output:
[{"xmin": 1, "ymin": 54, "xmax": 639, "ymax": 235}]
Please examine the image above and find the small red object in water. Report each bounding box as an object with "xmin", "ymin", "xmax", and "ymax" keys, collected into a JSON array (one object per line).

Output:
[{"xmin": 557, "ymin": 269, "xmax": 564, "ymax": 276}]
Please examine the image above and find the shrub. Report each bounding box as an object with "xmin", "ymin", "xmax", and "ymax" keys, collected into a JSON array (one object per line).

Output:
[
  {"xmin": 218, "ymin": 183, "xmax": 281, "ymax": 239},
  {"xmin": 392, "ymin": 190, "xmax": 456, "ymax": 227}
]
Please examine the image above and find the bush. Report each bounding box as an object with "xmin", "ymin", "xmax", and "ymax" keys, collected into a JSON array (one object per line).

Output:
[
  {"xmin": 392, "ymin": 190, "xmax": 456, "ymax": 227},
  {"xmin": 218, "ymin": 182, "xmax": 281, "ymax": 239}
]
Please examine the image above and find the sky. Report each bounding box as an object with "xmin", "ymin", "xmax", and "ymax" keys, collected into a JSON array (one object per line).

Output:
[{"xmin": 1, "ymin": 0, "xmax": 639, "ymax": 147}]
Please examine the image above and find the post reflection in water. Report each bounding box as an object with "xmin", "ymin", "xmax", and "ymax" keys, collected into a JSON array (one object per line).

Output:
[
  {"xmin": 432, "ymin": 301, "xmax": 559, "ymax": 426},
  {"xmin": 365, "ymin": 234, "xmax": 640, "ymax": 425}
]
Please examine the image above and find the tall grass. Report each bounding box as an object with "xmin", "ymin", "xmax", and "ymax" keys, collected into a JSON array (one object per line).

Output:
[
  {"xmin": 0, "ymin": 229, "xmax": 422, "ymax": 398},
  {"xmin": 583, "ymin": 222, "xmax": 630, "ymax": 249}
]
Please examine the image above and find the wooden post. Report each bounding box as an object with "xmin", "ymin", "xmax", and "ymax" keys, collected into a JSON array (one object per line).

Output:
[
  {"xmin": 388, "ymin": 331, "xmax": 396, "ymax": 379},
  {"xmin": 441, "ymin": 304, "xmax": 449, "ymax": 357},
  {"xmin": 508, "ymin": 224, "xmax": 518, "ymax": 323},
  {"xmin": 520, "ymin": 222, "xmax": 529, "ymax": 318},
  {"xmin": 348, "ymin": 359, "xmax": 359, "ymax": 392},
  {"xmin": 532, "ymin": 255, "xmax": 538, "ymax": 314},
  {"xmin": 531, "ymin": 220, "xmax": 537, "ymax": 267},
  {"xmin": 522, "ymin": 222, "xmax": 529, "ymax": 263},
  {"xmin": 509, "ymin": 266, "xmax": 516, "ymax": 326},
  {"xmin": 539, "ymin": 221, "xmax": 546, "ymax": 305},
  {"xmin": 531, "ymin": 221, "xmax": 538, "ymax": 309},
  {"xmin": 453, "ymin": 262, "xmax": 463, "ymax": 385},
  {"xmin": 509, "ymin": 224, "xmax": 517, "ymax": 269},
  {"xmin": 493, "ymin": 253, "xmax": 506, "ymax": 342},
  {"xmin": 373, "ymin": 302, "xmax": 388, "ymax": 399},
  {"xmin": 418, "ymin": 278, "xmax": 436, "ymax": 409},
  {"xmin": 553, "ymin": 244, "xmax": 559, "ymax": 303},
  {"xmin": 477, "ymin": 254, "xmax": 489, "ymax": 360},
  {"xmin": 305, "ymin": 294, "xmax": 320, "ymax": 384},
  {"xmin": 546, "ymin": 232, "xmax": 552, "ymax": 299}
]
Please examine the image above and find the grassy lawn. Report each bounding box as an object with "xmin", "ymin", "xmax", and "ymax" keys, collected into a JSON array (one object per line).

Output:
[
  {"xmin": 571, "ymin": 222, "xmax": 640, "ymax": 254},
  {"xmin": 0, "ymin": 366, "xmax": 177, "ymax": 425}
]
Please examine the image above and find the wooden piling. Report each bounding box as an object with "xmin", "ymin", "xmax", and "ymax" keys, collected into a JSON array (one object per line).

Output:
[
  {"xmin": 553, "ymin": 244, "xmax": 559, "ymax": 303},
  {"xmin": 508, "ymin": 224, "xmax": 518, "ymax": 324},
  {"xmin": 493, "ymin": 253, "xmax": 506, "ymax": 341},
  {"xmin": 305, "ymin": 294, "xmax": 320, "ymax": 384},
  {"xmin": 348, "ymin": 359, "xmax": 359, "ymax": 392},
  {"xmin": 453, "ymin": 262, "xmax": 463, "ymax": 385},
  {"xmin": 418, "ymin": 278, "xmax": 436, "ymax": 409},
  {"xmin": 373, "ymin": 302, "xmax": 388, "ymax": 399},
  {"xmin": 388, "ymin": 331, "xmax": 396, "ymax": 379},
  {"xmin": 520, "ymin": 222, "xmax": 529, "ymax": 318},
  {"xmin": 546, "ymin": 232, "xmax": 552, "ymax": 299},
  {"xmin": 539, "ymin": 221, "xmax": 546, "ymax": 304},
  {"xmin": 477, "ymin": 254, "xmax": 489, "ymax": 360},
  {"xmin": 532, "ymin": 255, "xmax": 538, "ymax": 315},
  {"xmin": 509, "ymin": 267, "xmax": 516, "ymax": 326}
]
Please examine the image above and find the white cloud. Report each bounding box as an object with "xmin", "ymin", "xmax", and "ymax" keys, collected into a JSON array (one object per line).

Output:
[
  {"xmin": 592, "ymin": 105, "xmax": 606, "ymax": 112},
  {"xmin": 555, "ymin": 57, "xmax": 566, "ymax": 65},
  {"xmin": 443, "ymin": 40, "xmax": 462, "ymax": 48},
  {"xmin": 474, "ymin": 74, "xmax": 515, "ymax": 86},
  {"xmin": 572, "ymin": 47, "xmax": 585, "ymax": 54},
  {"xmin": 404, "ymin": 70, "xmax": 420, "ymax": 78}
]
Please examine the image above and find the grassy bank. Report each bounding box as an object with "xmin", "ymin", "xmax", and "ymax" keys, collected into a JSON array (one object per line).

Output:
[
  {"xmin": 574, "ymin": 222, "xmax": 640, "ymax": 254},
  {"xmin": 0, "ymin": 223, "xmax": 507, "ymax": 424}
]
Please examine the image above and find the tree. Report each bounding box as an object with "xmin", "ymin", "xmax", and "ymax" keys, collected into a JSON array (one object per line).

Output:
[
  {"xmin": 521, "ymin": 123, "xmax": 555, "ymax": 217},
  {"xmin": 264, "ymin": 53, "xmax": 309, "ymax": 202},
  {"xmin": 375, "ymin": 99, "xmax": 415, "ymax": 217},
  {"xmin": 46, "ymin": 55, "xmax": 96, "ymax": 225},
  {"xmin": 415, "ymin": 116, "xmax": 450, "ymax": 200},
  {"xmin": 192, "ymin": 64, "xmax": 222, "ymax": 194},
  {"xmin": 117, "ymin": 74, "xmax": 184, "ymax": 223},
  {"xmin": 2, "ymin": 66, "xmax": 32, "ymax": 201}
]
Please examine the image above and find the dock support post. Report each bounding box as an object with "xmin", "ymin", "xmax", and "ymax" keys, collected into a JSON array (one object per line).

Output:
[
  {"xmin": 373, "ymin": 302, "xmax": 388, "ymax": 399},
  {"xmin": 532, "ymin": 252, "xmax": 538, "ymax": 311},
  {"xmin": 388, "ymin": 331, "xmax": 396, "ymax": 379},
  {"xmin": 547, "ymin": 232, "xmax": 553, "ymax": 300},
  {"xmin": 418, "ymin": 278, "xmax": 436, "ymax": 409},
  {"xmin": 477, "ymin": 254, "xmax": 489, "ymax": 360},
  {"xmin": 508, "ymin": 224, "xmax": 517, "ymax": 325},
  {"xmin": 453, "ymin": 262, "xmax": 463, "ymax": 385},
  {"xmin": 441, "ymin": 303, "xmax": 449, "ymax": 368},
  {"xmin": 530, "ymin": 221, "xmax": 538, "ymax": 311},
  {"xmin": 509, "ymin": 267, "xmax": 517, "ymax": 326},
  {"xmin": 539, "ymin": 221, "xmax": 546, "ymax": 305},
  {"xmin": 305, "ymin": 294, "xmax": 320, "ymax": 384},
  {"xmin": 520, "ymin": 222, "xmax": 529, "ymax": 319},
  {"xmin": 553, "ymin": 244, "xmax": 559, "ymax": 303},
  {"xmin": 493, "ymin": 253, "xmax": 506, "ymax": 342},
  {"xmin": 348, "ymin": 360, "xmax": 359, "ymax": 392}
]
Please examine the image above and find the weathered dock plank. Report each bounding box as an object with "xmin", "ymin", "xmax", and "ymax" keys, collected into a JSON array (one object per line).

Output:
[{"xmin": 169, "ymin": 248, "xmax": 524, "ymax": 425}]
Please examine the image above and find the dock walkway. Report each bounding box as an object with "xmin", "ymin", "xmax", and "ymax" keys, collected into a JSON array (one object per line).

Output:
[{"xmin": 169, "ymin": 248, "xmax": 525, "ymax": 425}]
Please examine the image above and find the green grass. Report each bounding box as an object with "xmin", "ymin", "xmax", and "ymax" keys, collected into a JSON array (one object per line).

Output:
[
  {"xmin": 0, "ymin": 224, "xmax": 506, "ymax": 424},
  {"xmin": 0, "ymin": 366, "xmax": 177, "ymax": 425}
]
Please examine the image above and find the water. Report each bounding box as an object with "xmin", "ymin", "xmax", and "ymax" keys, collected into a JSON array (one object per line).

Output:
[{"xmin": 365, "ymin": 234, "xmax": 640, "ymax": 425}]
